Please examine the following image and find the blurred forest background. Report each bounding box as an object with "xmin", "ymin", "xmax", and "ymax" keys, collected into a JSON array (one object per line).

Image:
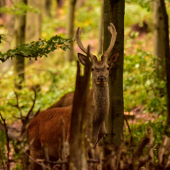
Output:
[{"xmin": 0, "ymin": 0, "xmax": 170, "ymax": 169}]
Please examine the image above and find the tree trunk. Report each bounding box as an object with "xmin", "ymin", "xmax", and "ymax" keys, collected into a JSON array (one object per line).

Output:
[
  {"xmin": 103, "ymin": 0, "xmax": 125, "ymax": 145},
  {"xmin": 158, "ymin": 0, "xmax": 170, "ymax": 134},
  {"xmin": 14, "ymin": 0, "xmax": 27, "ymax": 89},
  {"xmin": 57, "ymin": 0, "xmax": 64, "ymax": 8},
  {"xmin": 98, "ymin": 0, "xmax": 104, "ymax": 55},
  {"xmin": 45, "ymin": 0, "xmax": 52, "ymax": 17},
  {"xmin": 153, "ymin": 0, "xmax": 165, "ymax": 79},
  {"xmin": 69, "ymin": 48, "xmax": 91, "ymax": 170},
  {"xmin": 26, "ymin": 0, "xmax": 42, "ymax": 43},
  {"xmin": 76, "ymin": 0, "xmax": 85, "ymax": 8},
  {"xmin": 0, "ymin": 0, "xmax": 13, "ymax": 75},
  {"xmin": 65, "ymin": 0, "xmax": 77, "ymax": 62},
  {"xmin": 0, "ymin": 0, "xmax": 5, "ymax": 21}
]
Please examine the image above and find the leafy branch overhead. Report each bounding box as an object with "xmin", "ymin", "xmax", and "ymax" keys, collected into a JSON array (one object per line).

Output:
[
  {"xmin": 0, "ymin": 35, "xmax": 74, "ymax": 62},
  {"xmin": 0, "ymin": 2, "xmax": 40, "ymax": 15}
]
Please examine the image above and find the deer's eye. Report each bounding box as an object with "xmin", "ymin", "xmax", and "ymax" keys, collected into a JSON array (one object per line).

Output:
[
  {"xmin": 107, "ymin": 67, "xmax": 110, "ymax": 70},
  {"xmin": 91, "ymin": 68, "xmax": 94, "ymax": 71}
]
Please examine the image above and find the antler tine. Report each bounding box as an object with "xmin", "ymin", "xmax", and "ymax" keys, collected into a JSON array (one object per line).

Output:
[
  {"xmin": 76, "ymin": 27, "xmax": 87, "ymax": 54},
  {"xmin": 103, "ymin": 23, "xmax": 117, "ymax": 58},
  {"xmin": 76, "ymin": 27, "xmax": 96, "ymax": 61}
]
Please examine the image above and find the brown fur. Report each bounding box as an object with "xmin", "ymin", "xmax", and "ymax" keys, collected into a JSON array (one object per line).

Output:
[{"xmin": 28, "ymin": 106, "xmax": 72, "ymax": 169}]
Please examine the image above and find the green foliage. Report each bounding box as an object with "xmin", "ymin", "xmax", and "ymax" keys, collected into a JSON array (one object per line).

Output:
[
  {"xmin": 12, "ymin": 164, "xmax": 22, "ymax": 170},
  {"xmin": 76, "ymin": 0, "xmax": 101, "ymax": 32},
  {"xmin": 127, "ymin": 116, "xmax": 166, "ymax": 147},
  {"xmin": 124, "ymin": 47, "xmax": 166, "ymax": 114},
  {"xmin": 41, "ymin": 0, "xmax": 101, "ymax": 39},
  {"xmin": 124, "ymin": 3, "xmax": 151, "ymax": 27},
  {"xmin": 0, "ymin": 61, "xmax": 76, "ymax": 119},
  {"xmin": 0, "ymin": 35, "xmax": 73, "ymax": 62},
  {"xmin": 0, "ymin": 34, "xmax": 7, "ymax": 44},
  {"xmin": 126, "ymin": 0, "xmax": 151, "ymax": 11},
  {"xmin": 0, "ymin": 0, "xmax": 169, "ymax": 165},
  {"xmin": 0, "ymin": 2, "xmax": 40, "ymax": 15}
]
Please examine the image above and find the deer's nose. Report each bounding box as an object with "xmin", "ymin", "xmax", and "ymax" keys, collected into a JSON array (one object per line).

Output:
[{"xmin": 97, "ymin": 76, "xmax": 106, "ymax": 82}]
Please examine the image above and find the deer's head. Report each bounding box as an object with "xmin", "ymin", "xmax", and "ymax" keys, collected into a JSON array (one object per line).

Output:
[{"xmin": 76, "ymin": 23, "xmax": 120, "ymax": 86}]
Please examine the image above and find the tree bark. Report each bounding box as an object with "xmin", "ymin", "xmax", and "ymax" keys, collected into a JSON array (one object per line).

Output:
[
  {"xmin": 45, "ymin": 0, "xmax": 52, "ymax": 17},
  {"xmin": 57, "ymin": 0, "xmax": 64, "ymax": 8},
  {"xmin": 159, "ymin": 0, "xmax": 170, "ymax": 134},
  {"xmin": 0, "ymin": 0, "xmax": 5, "ymax": 21},
  {"xmin": 98, "ymin": 0, "xmax": 104, "ymax": 55},
  {"xmin": 65, "ymin": 0, "xmax": 77, "ymax": 62},
  {"xmin": 103, "ymin": 0, "xmax": 125, "ymax": 145},
  {"xmin": 0, "ymin": 0, "xmax": 13, "ymax": 75},
  {"xmin": 76, "ymin": 0, "xmax": 85, "ymax": 8},
  {"xmin": 153, "ymin": 0, "xmax": 165, "ymax": 79},
  {"xmin": 26, "ymin": 0, "xmax": 42, "ymax": 42},
  {"xmin": 14, "ymin": 0, "xmax": 27, "ymax": 89},
  {"xmin": 69, "ymin": 47, "xmax": 91, "ymax": 170}
]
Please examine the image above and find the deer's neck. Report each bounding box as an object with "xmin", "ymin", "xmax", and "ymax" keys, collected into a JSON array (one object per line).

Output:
[{"xmin": 91, "ymin": 82, "xmax": 109, "ymax": 124}]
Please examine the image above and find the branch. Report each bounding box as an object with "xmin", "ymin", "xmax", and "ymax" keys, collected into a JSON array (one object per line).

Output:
[
  {"xmin": 9, "ymin": 91, "xmax": 23, "ymax": 119},
  {"xmin": 0, "ymin": 121, "xmax": 19, "ymax": 140},
  {"xmin": 26, "ymin": 87, "xmax": 36, "ymax": 120},
  {"xmin": 124, "ymin": 114, "xmax": 133, "ymax": 146},
  {"xmin": 0, "ymin": 35, "xmax": 73, "ymax": 63}
]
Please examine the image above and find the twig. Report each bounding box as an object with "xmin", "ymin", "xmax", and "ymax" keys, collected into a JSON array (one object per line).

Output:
[
  {"xmin": 42, "ymin": 146, "xmax": 51, "ymax": 170},
  {"xmin": 0, "ymin": 113, "xmax": 10, "ymax": 170},
  {"xmin": 149, "ymin": 122, "xmax": 163, "ymax": 135},
  {"xmin": 26, "ymin": 153, "xmax": 51, "ymax": 170},
  {"xmin": 9, "ymin": 91, "xmax": 23, "ymax": 119},
  {"xmin": 36, "ymin": 158, "xmax": 103, "ymax": 165},
  {"xmin": 37, "ymin": 159, "xmax": 68, "ymax": 165},
  {"xmin": 124, "ymin": 114, "xmax": 133, "ymax": 146},
  {"xmin": 26, "ymin": 88, "xmax": 37, "ymax": 119}
]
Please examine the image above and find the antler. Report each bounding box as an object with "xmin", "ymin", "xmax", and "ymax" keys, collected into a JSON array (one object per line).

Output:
[
  {"xmin": 76, "ymin": 27, "xmax": 97, "ymax": 62},
  {"xmin": 103, "ymin": 23, "xmax": 117, "ymax": 59}
]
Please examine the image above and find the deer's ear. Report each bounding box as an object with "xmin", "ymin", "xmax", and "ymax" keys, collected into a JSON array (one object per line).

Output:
[
  {"xmin": 78, "ymin": 53, "xmax": 87, "ymax": 66},
  {"xmin": 108, "ymin": 51, "xmax": 120, "ymax": 67}
]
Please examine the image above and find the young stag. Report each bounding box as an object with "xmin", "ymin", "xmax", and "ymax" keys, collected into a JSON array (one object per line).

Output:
[{"xmin": 27, "ymin": 23, "xmax": 119, "ymax": 169}]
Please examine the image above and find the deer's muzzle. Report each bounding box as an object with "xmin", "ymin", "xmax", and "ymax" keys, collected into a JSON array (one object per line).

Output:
[{"xmin": 97, "ymin": 76, "xmax": 106, "ymax": 82}]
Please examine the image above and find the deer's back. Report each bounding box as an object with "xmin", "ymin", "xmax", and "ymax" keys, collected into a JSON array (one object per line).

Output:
[{"xmin": 27, "ymin": 105, "xmax": 72, "ymax": 157}]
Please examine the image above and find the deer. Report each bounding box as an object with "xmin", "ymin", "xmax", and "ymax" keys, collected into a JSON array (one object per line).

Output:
[{"xmin": 27, "ymin": 23, "xmax": 120, "ymax": 170}]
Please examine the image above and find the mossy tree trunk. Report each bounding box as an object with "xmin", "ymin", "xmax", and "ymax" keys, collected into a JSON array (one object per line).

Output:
[
  {"xmin": 14, "ymin": 0, "xmax": 27, "ymax": 89},
  {"xmin": 103, "ymin": 0, "xmax": 125, "ymax": 146},
  {"xmin": 65, "ymin": 0, "xmax": 77, "ymax": 62},
  {"xmin": 153, "ymin": 0, "xmax": 166, "ymax": 79},
  {"xmin": 158, "ymin": 0, "xmax": 170, "ymax": 134}
]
